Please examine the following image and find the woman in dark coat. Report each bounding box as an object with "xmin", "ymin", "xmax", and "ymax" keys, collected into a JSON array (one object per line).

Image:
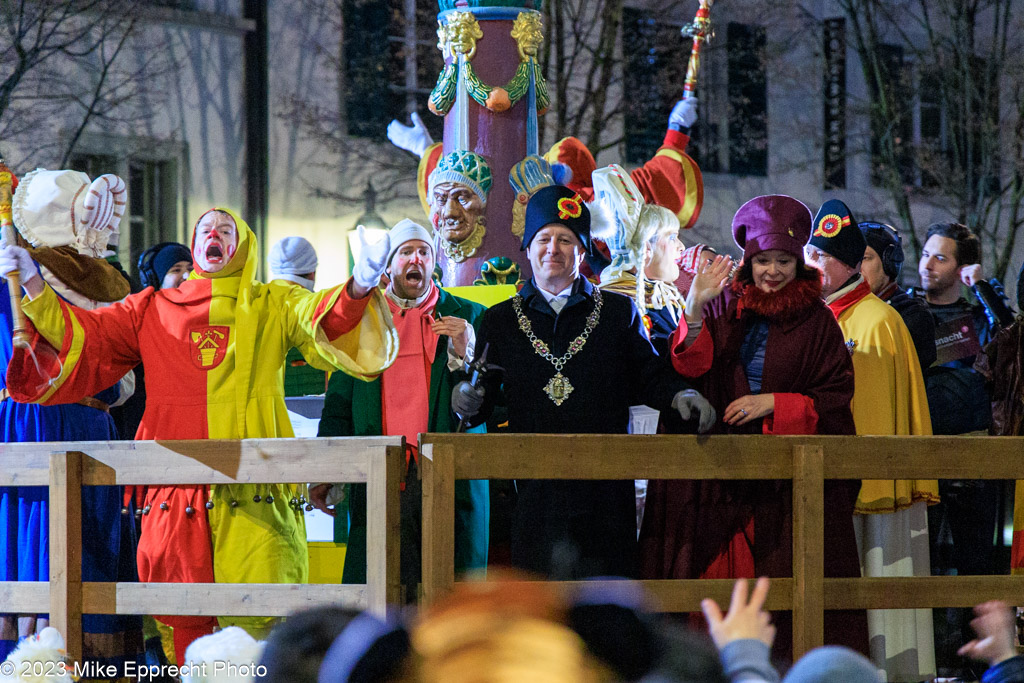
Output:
[{"xmin": 638, "ymin": 195, "xmax": 867, "ymax": 661}]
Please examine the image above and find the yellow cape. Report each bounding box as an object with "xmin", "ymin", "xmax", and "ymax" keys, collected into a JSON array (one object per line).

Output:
[{"xmin": 835, "ymin": 292, "xmax": 938, "ymax": 513}]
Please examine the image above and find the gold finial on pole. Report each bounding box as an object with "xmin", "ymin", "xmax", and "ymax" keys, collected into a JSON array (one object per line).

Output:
[
  {"xmin": 0, "ymin": 160, "xmax": 29, "ymax": 348},
  {"xmin": 680, "ymin": 0, "xmax": 714, "ymax": 100}
]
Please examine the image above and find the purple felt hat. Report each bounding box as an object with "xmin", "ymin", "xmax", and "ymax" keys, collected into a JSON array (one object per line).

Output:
[{"xmin": 732, "ymin": 195, "xmax": 812, "ymax": 261}]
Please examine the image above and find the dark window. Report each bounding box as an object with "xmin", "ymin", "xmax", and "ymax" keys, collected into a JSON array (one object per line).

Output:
[
  {"xmin": 344, "ymin": 0, "xmax": 443, "ymax": 140},
  {"xmin": 141, "ymin": 0, "xmax": 198, "ymax": 8},
  {"xmin": 868, "ymin": 43, "xmax": 914, "ymax": 186},
  {"xmin": 727, "ymin": 22, "xmax": 767, "ymax": 176},
  {"xmin": 70, "ymin": 152, "xmax": 178, "ymax": 282},
  {"xmin": 69, "ymin": 154, "xmax": 117, "ymax": 180},
  {"xmin": 620, "ymin": 10, "xmax": 711, "ymax": 168},
  {"xmin": 126, "ymin": 159, "xmax": 178, "ymax": 280},
  {"xmin": 823, "ymin": 18, "xmax": 846, "ymax": 189},
  {"xmin": 622, "ymin": 10, "xmax": 665, "ymax": 165}
]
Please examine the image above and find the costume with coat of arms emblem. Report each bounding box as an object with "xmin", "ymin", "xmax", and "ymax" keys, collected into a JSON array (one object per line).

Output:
[{"xmin": 7, "ymin": 208, "xmax": 397, "ymax": 659}]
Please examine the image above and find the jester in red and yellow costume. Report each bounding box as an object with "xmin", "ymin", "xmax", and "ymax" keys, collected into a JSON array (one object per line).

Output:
[{"xmin": 3, "ymin": 208, "xmax": 397, "ymax": 659}]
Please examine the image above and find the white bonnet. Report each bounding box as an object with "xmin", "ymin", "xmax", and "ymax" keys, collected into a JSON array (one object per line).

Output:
[{"xmin": 12, "ymin": 169, "xmax": 126, "ymax": 257}]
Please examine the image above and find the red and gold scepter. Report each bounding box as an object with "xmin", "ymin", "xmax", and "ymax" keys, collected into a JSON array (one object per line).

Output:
[
  {"xmin": 0, "ymin": 160, "xmax": 29, "ymax": 348},
  {"xmin": 681, "ymin": 0, "xmax": 714, "ymax": 100}
]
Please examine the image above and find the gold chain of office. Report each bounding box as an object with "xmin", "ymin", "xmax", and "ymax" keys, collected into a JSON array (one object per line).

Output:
[{"xmin": 512, "ymin": 289, "xmax": 603, "ymax": 406}]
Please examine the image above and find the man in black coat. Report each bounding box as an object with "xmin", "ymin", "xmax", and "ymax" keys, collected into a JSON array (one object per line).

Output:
[
  {"xmin": 858, "ymin": 221, "xmax": 936, "ymax": 370},
  {"xmin": 911, "ymin": 221, "xmax": 1014, "ymax": 678},
  {"xmin": 452, "ymin": 185, "xmax": 715, "ymax": 580}
]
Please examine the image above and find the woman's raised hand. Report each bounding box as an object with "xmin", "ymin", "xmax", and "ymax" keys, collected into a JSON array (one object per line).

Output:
[{"xmin": 684, "ymin": 254, "xmax": 733, "ymax": 322}]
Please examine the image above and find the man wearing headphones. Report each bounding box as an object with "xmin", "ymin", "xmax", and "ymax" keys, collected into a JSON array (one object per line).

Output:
[
  {"xmin": 138, "ymin": 242, "xmax": 193, "ymax": 291},
  {"xmin": 859, "ymin": 222, "xmax": 936, "ymax": 369}
]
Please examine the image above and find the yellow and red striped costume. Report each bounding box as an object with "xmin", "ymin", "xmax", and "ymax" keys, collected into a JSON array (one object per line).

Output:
[{"xmin": 7, "ymin": 209, "xmax": 397, "ymax": 652}]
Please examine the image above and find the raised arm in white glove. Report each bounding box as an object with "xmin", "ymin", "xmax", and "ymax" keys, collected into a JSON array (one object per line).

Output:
[
  {"xmin": 668, "ymin": 97, "xmax": 699, "ymax": 131},
  {"xmin": 387, "ymin": 112, "xmax": 435, "ymax": 159},
  {"xmin": 452, "ymin": 381, "xmax": 485, "ymax": 419},
  {"xmin": 348, "ymin": 226, "xmax": 391, "ymax": 298},
  {"xmin": 0, "ymin": 245, "xmax": 43, "ymax": 297},
  {"xmin": 672, "ymin": 388, "xmax": 716, "ymax": 434}
]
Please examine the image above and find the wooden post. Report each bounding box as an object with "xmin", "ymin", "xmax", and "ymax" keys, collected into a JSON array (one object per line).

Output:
[
  {"xmin": 420, "ymin": 443, "xmax": 456, "ymax": 606},
  {"xmin": 366, "ymin": 443, "xmax": 402, "ymax": 615},
  {"xmin": 791, "ymin": 444, "xmax": 825, "ymax": 659},
  {"xmin": 49, "ymin": 451, "xmax": 83, "ymax": 663}
]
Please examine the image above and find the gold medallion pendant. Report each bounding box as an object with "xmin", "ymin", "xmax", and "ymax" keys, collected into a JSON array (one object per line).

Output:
[
  {"xmin": 543, "ymin": 372, "xmax": 574, "ymax": 406},
  {"xmin": 513, "ymin": 289, "xmax": 603, "ymax": 409}
]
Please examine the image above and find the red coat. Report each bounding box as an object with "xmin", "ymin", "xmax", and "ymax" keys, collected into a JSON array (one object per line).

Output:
[{"xmin": 638, "ymin": 268, "xmax": 867, "ymax": 659}]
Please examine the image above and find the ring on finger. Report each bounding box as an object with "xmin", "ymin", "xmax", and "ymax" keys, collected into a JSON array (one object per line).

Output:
[{"xmin": 740, "ymin": 409, "xmax": 748, "ymax": 417}]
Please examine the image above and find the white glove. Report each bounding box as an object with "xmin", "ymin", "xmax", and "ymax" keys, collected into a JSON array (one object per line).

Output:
[
  {"xmin": 352, "ymin": 226, "xmax": 390, "ymax": 290},
  {"xmin": 672, "ymin": 389, "xmax": 716, "ymax": 434},
  {"xmin": 0, "ymin": 245, "xmax": 38, "ymax": 284},
  {"xmin": 669, "ymin": 97, "xmax": 699, "ymax": 131},
  {"xmin": 387, "ymin": 112, "xmax": 434, "ymax": 158},
  {"xmin": 452, "ymin": 381, "xmax": 485, "ymax": 418}
]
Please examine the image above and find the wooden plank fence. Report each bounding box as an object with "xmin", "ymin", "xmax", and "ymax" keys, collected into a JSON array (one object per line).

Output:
[
  {"xmin": 0, "ymin": 437, "xmax": 404, "ymax": 662},
  {"xmin": 8, "ymin": 432, "xmax": 1024, "ymax": 665},
  {"xmin": 419, "ymin": 433, "xmax": 1024, "ymax": 659}
]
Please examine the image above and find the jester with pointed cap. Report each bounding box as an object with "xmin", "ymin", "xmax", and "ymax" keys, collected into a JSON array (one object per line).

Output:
[
  {"xmin": 0, "ymin": 202, "xmax": 399, "ymax": 660},
  {"xmin": 0, "ymin": 168, "xmax": 144, "ymax": 667}
]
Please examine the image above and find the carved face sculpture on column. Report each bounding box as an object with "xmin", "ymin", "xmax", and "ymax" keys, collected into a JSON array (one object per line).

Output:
[{"xmin": 428, "ymin": 150, "xmax": 492, "ymax": 263}]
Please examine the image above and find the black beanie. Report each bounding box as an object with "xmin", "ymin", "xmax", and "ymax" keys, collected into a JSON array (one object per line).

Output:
[
  {"xmin": 139, "ymin": 241, "xmax": 192, "ymax": 289},
  {"xmin": 153, "ymin": 243, "xmax": 192, "ymax": 281},
  {"xmin": 809, "ymin": 199, "xmax": 866, "ymax": 269},
  {"xmin": 859, "ymin": 221, "xmax": 904, "ymax": 280}
]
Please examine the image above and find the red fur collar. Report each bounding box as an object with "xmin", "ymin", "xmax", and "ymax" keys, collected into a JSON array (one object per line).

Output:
[{"xmin": 731, "ymin": 270, "xmax": 823, "ymax": 322}]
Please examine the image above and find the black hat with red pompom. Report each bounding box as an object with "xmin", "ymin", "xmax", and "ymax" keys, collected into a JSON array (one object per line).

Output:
[{"xmin": 522, "ymin": 184, "xmax": 592, "ymax": 254}]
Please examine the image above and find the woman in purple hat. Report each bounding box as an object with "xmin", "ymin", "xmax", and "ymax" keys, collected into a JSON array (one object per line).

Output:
[{"xmin": 638, "ymin": 195, "xmax": 867, "ymax": 661}]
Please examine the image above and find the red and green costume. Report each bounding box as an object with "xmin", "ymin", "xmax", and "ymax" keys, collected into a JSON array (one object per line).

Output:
[{"xmin": 7, "ymin": 209, "xmax": 397, "ymax": 657}]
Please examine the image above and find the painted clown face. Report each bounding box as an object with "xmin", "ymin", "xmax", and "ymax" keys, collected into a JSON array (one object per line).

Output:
[
  {"xmin": 430, "ymin": 181, "xmax": 485, "ymax": 245},
  {"xmin": 389, "ymin": 239, "xmax": 435, "ymax": 300},
  {"xmin": 193, "ymin": 210, "xmax": 239, "ymax": 273}
]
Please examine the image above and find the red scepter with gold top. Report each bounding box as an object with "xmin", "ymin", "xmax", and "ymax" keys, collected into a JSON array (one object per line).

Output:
[
  {"xmin": 681, "ymin": 0, "xmax": 714, "ymax": 100},
  {"xmin": 0, "ymin": 159, "xmax": 29, "ymax": 348}
]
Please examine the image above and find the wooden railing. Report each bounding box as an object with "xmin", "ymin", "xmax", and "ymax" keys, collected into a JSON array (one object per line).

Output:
[
  {"xmin": 0, "ymin": 437, "xmax": 404, "ymax": 662},
  {"xmin": 419, "ymin": 433, "xmax": 1024, "ymax": 660}
]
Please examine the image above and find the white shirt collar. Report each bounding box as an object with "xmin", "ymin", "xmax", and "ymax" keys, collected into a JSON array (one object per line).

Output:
[
  {"xmin": 385, "ymin": 282, "xmax": 434, "ymax": 309},
  {"xmin": 536, "ymin": 282, "xmax": 574, "ymax": 304},
  {"xmin": 824, "ymin": 274, "xmax": 865, "ymax": 305}
]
